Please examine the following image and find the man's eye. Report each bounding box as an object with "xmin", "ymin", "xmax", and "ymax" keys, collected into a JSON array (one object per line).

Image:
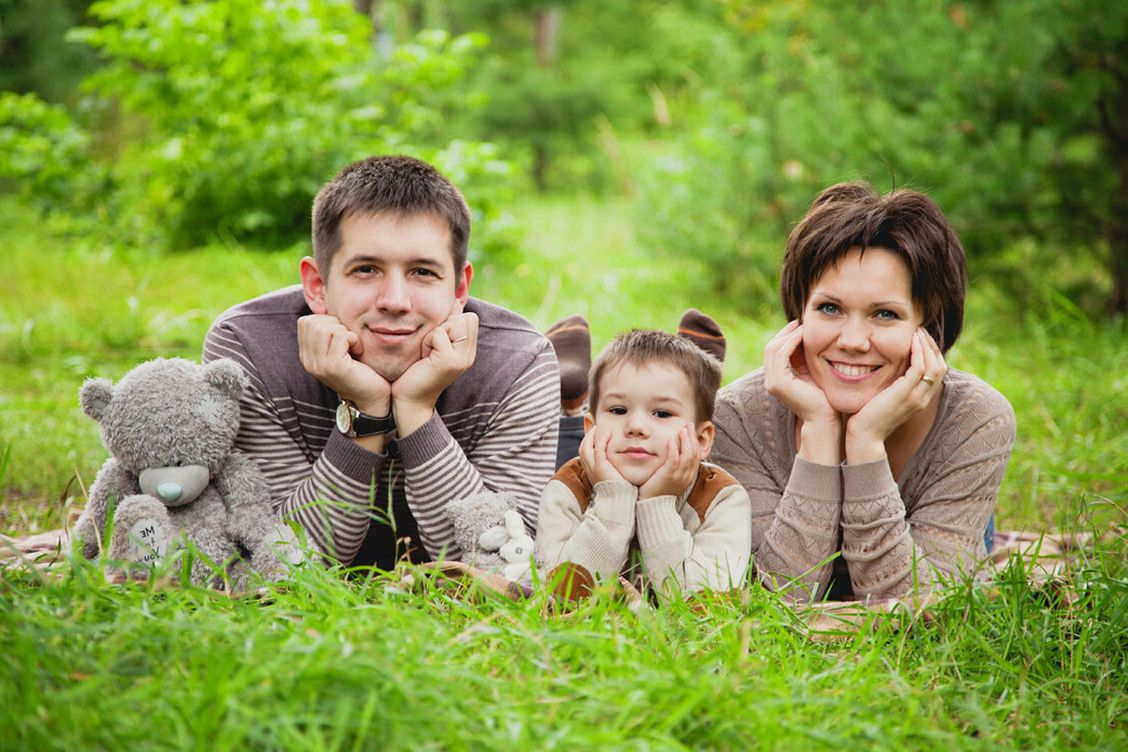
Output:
[
  {"xmin": 353, "ymin": 265, "xmax": 377, "ymax": 275},
  {"xmin": 413, "ymin": 268, "xmax": 438, "ymax": 278}
]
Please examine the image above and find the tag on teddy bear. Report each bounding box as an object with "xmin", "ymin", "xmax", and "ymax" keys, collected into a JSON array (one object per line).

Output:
[{"xmin": 126, "ymin": 518, "xmax": 168, "ymax": 565}]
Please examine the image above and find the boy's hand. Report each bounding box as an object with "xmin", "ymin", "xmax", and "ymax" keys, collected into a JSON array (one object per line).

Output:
[
  {"xmin": 579, "ymin": 424, "xmax": 626, "ymax": 485},
  {"xmin": 639, "ymin": 426, "xmax": 700, "ymax": 499}
]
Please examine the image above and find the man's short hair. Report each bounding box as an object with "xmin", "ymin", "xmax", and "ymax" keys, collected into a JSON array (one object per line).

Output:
[
  {"xmin": 589, "ymin": 330, "xmax": 722, "ymax": 424},
  {"xmin": 780, "ymin": 182, "xmax": 968, "ymax": 353},
  {"xmin": 312, "ymin": 155, "xmax": 471, "ymax": 274}
]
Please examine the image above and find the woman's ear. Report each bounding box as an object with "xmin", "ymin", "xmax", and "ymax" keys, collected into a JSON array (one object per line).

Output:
[
  {"xmin": 696, "ymin": 421, "xmax": 715, "ymax": 459},
  {"xmin": 300, "ymin": 256, "xmax": 328, "ymax": 315}
]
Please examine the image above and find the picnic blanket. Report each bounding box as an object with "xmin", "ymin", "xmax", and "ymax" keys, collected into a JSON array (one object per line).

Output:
[{"xmin": 2, "ymin": 525, "xmax": 1115, "ymax": 639}]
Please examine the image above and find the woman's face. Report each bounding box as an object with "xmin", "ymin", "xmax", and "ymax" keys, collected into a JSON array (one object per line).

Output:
[{"xmin": 800, "ymin": 247, "xmax": 923, "ymax": 415}]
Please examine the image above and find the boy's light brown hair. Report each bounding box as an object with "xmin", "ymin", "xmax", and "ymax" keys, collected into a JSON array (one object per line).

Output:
[{"xmin": 589, "ymin": 329, "xmax": 722, "ymax": 424}]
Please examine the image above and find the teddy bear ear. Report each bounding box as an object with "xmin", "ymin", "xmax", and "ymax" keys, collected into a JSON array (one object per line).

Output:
[
  {"xmin": 202, "ymin": 358, "xmax": 248, "ymax": 399},
  {"xmin": 79, "ymin": 378, "xmax": 114, "ymax": 421}
]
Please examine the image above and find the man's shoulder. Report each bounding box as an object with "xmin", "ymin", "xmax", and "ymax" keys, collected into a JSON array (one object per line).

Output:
[
  {"xmin": 466, "ymin": 297, "xmax": 543, "ymax": 340},
  {"xmin": 210, "ymin": 285, "xmax": 308, "ymax": 331},
  {"xmin": 464, "ymin": 297, "xmax": 552, "ymax": 368}
]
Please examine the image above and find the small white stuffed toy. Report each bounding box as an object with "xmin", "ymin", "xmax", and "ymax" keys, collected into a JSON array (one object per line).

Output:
[
  {"xmin": 447, "ymin": 492, "xmax": 539, "ymax": 584},
  {"xmin": 497, "ymin": 509, "xmax": 535, "ymax": 582}
]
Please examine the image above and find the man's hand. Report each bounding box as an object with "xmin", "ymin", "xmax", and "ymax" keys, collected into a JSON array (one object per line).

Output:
[
  {"xmin": 391, "ymin": 312, "xmax": 480, "ymax": 436},
  {"xmin": 639, "ymin": 426, "xmax": 700, "ymax": 500},
  {"xmin": 297, "ymin": 314, "xmax": 391, "ymax": 415},
  {"xmin": 579, "ymin": 424, "xmax": 627, "ymax": 486}
]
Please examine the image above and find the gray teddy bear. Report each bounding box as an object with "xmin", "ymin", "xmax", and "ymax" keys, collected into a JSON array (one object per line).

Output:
[{"xmin": 73, "ymin": 357, "xmax": 302, "ymax": 586}]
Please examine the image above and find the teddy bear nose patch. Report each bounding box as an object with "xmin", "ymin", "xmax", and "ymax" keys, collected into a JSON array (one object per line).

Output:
[
  {"xmin": 139, "ymin": 465, "xmax": 211, "ymax": 507},
  {"xmin": 156, "ymin": 482, "xmax": 183, "ymax": 502}
]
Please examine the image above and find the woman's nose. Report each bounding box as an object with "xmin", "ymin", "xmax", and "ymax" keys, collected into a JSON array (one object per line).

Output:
[{"xmin": 837, "ymin": 317, "xmax": 871, "ymax": 351}]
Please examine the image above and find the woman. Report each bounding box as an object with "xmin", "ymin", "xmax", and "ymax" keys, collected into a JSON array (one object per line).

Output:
[{"xmin": 712, "ymin": 182, "xmax": 1015, "ymax": 601}]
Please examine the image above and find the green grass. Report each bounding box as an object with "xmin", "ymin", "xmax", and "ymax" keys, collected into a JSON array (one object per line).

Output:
[
  {"xmin": 2, "ymin": 537, "xmax": 1125, "ymax": 751},
  {"xmin": 1, "ymin": 194, "xmax": 1126, "ymax": 750}
]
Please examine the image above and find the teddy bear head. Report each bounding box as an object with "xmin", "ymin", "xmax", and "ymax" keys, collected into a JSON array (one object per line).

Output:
[{"xmin": 80, "ymin": 358, "xmax": 246, "ymax": 505}]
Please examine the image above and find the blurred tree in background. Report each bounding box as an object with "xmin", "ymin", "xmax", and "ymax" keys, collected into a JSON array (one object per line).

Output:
[
  {"xmin": 0, "ymin": 0, "xmax": 1123, "ymax": 313},
  {"xmin": 637, "ymin": 0, "xmax": 1128, "ymax": 315}
]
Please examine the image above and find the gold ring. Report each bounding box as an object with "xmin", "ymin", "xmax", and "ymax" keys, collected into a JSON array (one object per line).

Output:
[{"xmin": 922, "ymin": 375, "xmax": 936, "ymax": 386}]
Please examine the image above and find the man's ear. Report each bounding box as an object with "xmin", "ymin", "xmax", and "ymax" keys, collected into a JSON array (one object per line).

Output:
[
  {"xmin": 583, "ymin": 413, "xmax": 595, "ymax": 434},
  {"xmin": 453, "ymin": 262, "xmax": 473, "ymax": 310},
  {"xmin": 300, "ymin": 256, "xmax": 328, "ymax": 315},
  {"xmin": 696, "ymin": 420, "xmax": 715, "ymax": 460}
]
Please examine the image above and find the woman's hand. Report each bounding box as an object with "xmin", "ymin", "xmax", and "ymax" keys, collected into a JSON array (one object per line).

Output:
[
  {"xmin": 845, "ymin": 328, "xmax": 946, "ymax": 463},
  {"xmin": 764, "ymin": 320, "xmax": 842, "ymax": 464}
]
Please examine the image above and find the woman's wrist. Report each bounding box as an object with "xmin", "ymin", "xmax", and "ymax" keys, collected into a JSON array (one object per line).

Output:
[
  {"xmin": 797, "ymin": 418, "xmax": 843, "ymax": 465},
  {"xmin": 844, "ymin": 424, "xmax": 887, "ymax": 465}
]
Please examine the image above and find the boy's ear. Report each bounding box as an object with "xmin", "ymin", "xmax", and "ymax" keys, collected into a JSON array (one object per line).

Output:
[
  {"xmin": 583, "ymin": 413, "xmax": 595, "ymax": 433},
  {"xmin": 696, "ymin": 421, "xmax": 715, "ymax": 460}
]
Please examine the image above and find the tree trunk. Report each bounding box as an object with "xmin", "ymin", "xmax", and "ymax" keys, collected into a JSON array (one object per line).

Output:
[{"xmin": 531, "ymin": 5, "xmax": 563, "ymax": 192}]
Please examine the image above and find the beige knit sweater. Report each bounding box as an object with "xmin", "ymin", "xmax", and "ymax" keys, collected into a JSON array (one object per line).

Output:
[
  {"xmin": 711, "ymin": 368, "xmax": 1015, "ymax": 602},
  {"xmin": 535, "ymin": 459, "xmax": 752, "ymax": 600}
]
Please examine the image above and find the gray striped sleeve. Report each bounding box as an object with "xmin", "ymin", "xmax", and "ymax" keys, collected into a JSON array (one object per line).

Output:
[
  {"xmin": 397, "ymin": 344, "xmax": 560, "ymax": 559},
  {"xmin": 203, "ymin": 321, "xmax": 382, "ymax": 564}
]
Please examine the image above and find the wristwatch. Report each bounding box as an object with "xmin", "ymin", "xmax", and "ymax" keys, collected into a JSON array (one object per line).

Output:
[{"xmin": 335, "ymin": 400, "xmax": 396, "ymax": 438}]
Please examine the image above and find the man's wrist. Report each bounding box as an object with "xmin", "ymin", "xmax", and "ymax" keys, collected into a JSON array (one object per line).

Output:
[{"xmin": 392, "ymin": 398, "xmax": 437, "ymax": 438}]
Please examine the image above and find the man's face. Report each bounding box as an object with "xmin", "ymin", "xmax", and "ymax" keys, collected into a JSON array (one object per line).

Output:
[
  {"xmin": 302, "ymin": 211, "xmax": 471, "ymax": 382},
  {"xmin": 585, "ymin": 361, "xmax": 712, "ymax": 487}
]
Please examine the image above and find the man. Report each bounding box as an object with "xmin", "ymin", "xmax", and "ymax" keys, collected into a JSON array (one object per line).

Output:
[{"xmin": 203, "ymin": 156, "xmax": 560, "ymax": 569}]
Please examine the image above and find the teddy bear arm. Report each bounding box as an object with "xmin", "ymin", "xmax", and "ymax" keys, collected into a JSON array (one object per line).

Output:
[
  {"xmin": 74, "ymin": 459, "xmax": 140, "ymax": 558},
  {"xmin": 213, "ymin": 453, "xmax": 304, "ymax": 575}
]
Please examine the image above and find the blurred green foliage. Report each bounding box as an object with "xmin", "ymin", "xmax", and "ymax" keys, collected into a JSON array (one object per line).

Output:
[
  {"xmin": 634, "ymin": 0, "xmax": 1128, "ymax": 314},
  {"xmin": 1, "ymin": 0, "xmax": 516, "ymax": 257},
  {"xmin": 1, "ymin": 0, "xmax": 1125, "ymax": 312}
]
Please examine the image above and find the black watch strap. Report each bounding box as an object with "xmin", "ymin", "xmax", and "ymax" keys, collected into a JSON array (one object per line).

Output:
[{"xmin": 336, "ymin": 400, "xmax": 396, "ymax": 438}]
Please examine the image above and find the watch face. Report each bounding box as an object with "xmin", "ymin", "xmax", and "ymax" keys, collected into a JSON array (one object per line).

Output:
[{"xmin": 336, "ymin": 401, "xmax": 353, "ymax": 435}]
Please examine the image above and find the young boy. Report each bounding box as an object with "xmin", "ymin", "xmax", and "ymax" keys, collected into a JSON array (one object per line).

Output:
[{"xmin": 535, "ymin": 330, "xmax": 752, "ymax": 601}]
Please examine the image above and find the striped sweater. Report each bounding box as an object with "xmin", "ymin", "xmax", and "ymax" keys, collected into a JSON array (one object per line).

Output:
[{"xmin": 202, "ymin": 286, "xmax": 560, "ymax": 569}]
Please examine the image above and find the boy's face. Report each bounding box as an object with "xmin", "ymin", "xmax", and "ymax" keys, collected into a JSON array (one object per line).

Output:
[{"xmin": 584, "ymin": 360, "xmax": 714, "ymax": 487}]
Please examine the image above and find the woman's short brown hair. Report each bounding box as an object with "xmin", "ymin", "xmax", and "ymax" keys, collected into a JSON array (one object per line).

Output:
[{"xmin": 780, "ymin": 182, "xmax": 968, "ymax": 353}]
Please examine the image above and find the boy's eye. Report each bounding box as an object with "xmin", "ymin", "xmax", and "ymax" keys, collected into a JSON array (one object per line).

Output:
[
  {"xmin": 608, "ymin": 406, "xmax": 627, "ymax": 415},
  {"xmin": 653, "ymin": 410, "xmax": 673, "ymax": 419}
]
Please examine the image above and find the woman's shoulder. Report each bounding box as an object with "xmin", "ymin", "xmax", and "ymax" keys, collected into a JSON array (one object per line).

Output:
[
  {"xmin": 716, "ymin": 367, "xmax": 767, "ymax": 408},
  {"xmin": 937, "ymin": 368, "xmax": 1017, "ymax": 439}
]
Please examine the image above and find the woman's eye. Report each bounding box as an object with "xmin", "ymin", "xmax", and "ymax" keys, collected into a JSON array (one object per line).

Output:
[
  {"xmin": 816, "ymin": 303, "xmax": 839, "ymax": 315},
  {"xmin": 875, "ymin": 309, "xmax": 900, "ymax": 321}
]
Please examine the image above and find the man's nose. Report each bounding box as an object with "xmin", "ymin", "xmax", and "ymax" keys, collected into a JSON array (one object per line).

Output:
[{"xmin": 377, "ymin": 273, "xmax": 411, "ymax": 313}]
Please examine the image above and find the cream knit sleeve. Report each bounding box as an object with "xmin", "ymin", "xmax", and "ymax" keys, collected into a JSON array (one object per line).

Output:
[{"xmin": 535, "ymin": 478, "xmax": 637, "ymax": 584}]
